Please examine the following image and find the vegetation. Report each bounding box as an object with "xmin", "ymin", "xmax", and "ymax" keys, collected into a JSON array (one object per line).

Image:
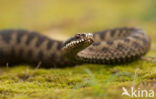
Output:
[{"xmin": 0, "ymin": 0, "xmax": 155, "ymax": 99}]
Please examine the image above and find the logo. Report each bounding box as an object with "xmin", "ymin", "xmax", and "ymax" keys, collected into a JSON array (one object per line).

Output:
[{"xmin": 122, "ymin": 87, "xmax": 155, "ymax": 98}]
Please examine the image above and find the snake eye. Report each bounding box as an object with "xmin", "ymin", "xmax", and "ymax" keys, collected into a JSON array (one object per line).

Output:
[{"xmin": 75, "ymin": 34, "xmax": 81, "ymax": 39}]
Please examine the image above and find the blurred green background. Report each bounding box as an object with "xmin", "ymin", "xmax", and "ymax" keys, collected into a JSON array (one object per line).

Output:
[{"xmin": 0, "ymin": 0, "xmax": 156, "ymax": 41}]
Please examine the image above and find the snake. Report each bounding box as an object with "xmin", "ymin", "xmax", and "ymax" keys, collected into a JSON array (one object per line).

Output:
[{"xmin": 0, "ymin": 27, "xmax": 151, "ymax": 68}]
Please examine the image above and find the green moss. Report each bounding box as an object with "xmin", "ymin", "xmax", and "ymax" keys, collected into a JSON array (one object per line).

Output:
[
  {"xmin": 0, "ymin": 51, "xmax": 155, "ymax": 99},
  {"xmin": 0, "ymin": 57, "xmax": 155, "ymax": 99}
]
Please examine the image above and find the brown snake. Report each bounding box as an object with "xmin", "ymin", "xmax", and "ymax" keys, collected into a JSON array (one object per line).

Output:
[{"xmin": 0, "ymin": 27, "xmax": 151, "ymax": 67}]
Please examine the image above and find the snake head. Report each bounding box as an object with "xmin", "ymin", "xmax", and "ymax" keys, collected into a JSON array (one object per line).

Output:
[
  {"xmin": 64, "ymin": 33, "xmax": 94, "ymax": 49},
  {"xmin": 63, "ymin": 33, "xmax": 94, "ymax": 60}
]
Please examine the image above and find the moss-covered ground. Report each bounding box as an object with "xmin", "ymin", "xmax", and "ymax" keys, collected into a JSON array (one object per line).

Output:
[{"xmin": 0, "ymin": 0, "xmax": 155, "ymax": 99}]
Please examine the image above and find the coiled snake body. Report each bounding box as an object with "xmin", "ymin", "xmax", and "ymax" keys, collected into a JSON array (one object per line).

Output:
[{"xmin": 0, "ymin": 27, "xmax": 151, "ymax": 67}]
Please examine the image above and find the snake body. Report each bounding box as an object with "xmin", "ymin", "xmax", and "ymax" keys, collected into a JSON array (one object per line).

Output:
[{"xmin": 0, "ymin": 27, "xmax": 151, "ymax": 67}]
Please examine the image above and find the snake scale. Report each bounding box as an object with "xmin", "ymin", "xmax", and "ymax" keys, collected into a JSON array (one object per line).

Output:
[{"xmin": 0, "ymin": 27, "xmax": 151, "ymax": 68}]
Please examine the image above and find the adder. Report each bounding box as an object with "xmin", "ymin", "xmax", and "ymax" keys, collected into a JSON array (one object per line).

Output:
[{"xmin": 0, "ymin": 27, "xmax": 151, "ymax": 67}]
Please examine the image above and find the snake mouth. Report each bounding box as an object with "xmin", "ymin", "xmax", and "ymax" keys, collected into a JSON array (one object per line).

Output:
[{"xmin": 64, "ymin": 33, "xmax": 94, "ymax": 49}]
